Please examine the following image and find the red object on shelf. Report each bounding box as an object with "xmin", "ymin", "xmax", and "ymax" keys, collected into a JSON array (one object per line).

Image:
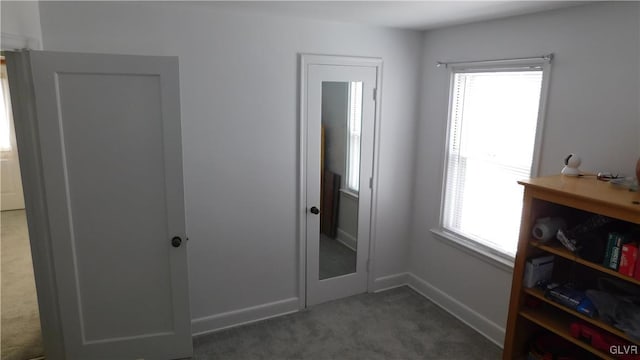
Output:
[
  {"xmin": 619, "ymin": 243, "xmax": 639, "ymax": 277},
  {"xmin": 569, "ymin": 322, "xmax": 639, "ymax": 360},
  {"xmin": 634, "ymin": 246, "xmax": 640, "ymax": 281}
]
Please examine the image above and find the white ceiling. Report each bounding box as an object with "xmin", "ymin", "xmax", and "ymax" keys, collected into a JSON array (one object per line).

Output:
[{"xmin": 196, "ymin": 1, "xmax": 588, "ymax": 30}]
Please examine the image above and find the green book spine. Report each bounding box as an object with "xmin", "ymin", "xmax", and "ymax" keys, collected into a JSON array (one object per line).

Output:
[
  {"xmin": 609, "ymin": 233, "xmax": 630, "ymax": 271},
  {"xmin": 603, "ymin": 233, "xmax": 617, "ymax": 267}
]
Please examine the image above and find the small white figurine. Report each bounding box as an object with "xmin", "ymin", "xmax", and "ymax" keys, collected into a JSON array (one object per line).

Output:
[{"xmin": 561, "ymin": 153, "xmax": 582, "ymax": 176}]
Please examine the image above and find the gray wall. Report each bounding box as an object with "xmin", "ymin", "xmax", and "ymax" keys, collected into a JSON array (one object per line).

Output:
[
  {"xmin": 410, "ymin": 2, "xmax": 640, "ymax": 344},
  {"xmin": 35, "ymin": 1, "xmax": 422, "ymax": 332},
  {"xmin": 1, "ymin": 1, "xmax": 42, "ymax": 49}
]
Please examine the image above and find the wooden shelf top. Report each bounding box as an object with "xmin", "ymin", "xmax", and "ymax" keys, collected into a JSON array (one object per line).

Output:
[{"xmin": 518, "ymin": 175, "xmax": 640, "ymax": 223}]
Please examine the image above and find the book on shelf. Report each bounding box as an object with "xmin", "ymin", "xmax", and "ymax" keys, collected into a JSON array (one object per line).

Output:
[
  {"xmin": 635, "ymin": 247, "xmax": 640, "ymax": 281},
  {"xmin": 545, "ymin": 285, "xmax": 584, "ymax": 309},
  {"xmin": 604, "ymin": 233, "xmax": 631, "ymax": 271},
  {"xmin": 603, "ymin": 233, "xmax": 614, "ymax": 267},
  {"xmin": 618, "ymin": 243, "xmax": 638, "ymax": 277}
]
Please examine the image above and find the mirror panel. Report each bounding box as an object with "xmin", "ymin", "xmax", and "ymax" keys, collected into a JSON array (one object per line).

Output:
[{"xmin": 318, "ymin": 81, "xmax": 362, "ymax": 280}]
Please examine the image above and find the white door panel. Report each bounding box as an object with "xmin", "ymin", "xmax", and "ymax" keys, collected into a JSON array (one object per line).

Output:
[
  {"xmin": 57, "ymin": 73, "xmax": 175, "ymax": 342},
  {"xmin": 304, "ymin": 62, "xmax": 377, "ymax": 306},
  {"xmin": 7, "ymin": 51, "xmax": 191, "ymax": 359}
]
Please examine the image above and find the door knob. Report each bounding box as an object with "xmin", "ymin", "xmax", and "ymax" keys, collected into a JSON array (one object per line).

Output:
[
  {"xmin": 171, "ymin": 236, "xmax": 182, "ymax": 248},
  {"xmin": 309, "ymin": 206, "xmax": 320, "ymax": 215}
]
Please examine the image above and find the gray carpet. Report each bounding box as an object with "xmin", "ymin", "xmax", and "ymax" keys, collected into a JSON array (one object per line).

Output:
[
  {"xmin": 193, "ymin": 286, "xmax": 501, "ymax": 359},
  {"xmin": 319, "ymin": 234, "xmax": 356, "ymax": 280},
  {"xmin": 1, "ymin": 210, "xmax": 44, "ymax": 360}
]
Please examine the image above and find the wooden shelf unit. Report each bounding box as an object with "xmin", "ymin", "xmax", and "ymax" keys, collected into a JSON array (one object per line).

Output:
[{"xmin": 502, "ymin": 175, "xmax": 640, "ymax": 359}]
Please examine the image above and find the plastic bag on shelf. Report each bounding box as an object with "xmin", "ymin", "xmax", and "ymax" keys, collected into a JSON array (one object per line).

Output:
[{"xmin": 586, "ymin": 289, "xmax": 640, "ymax": 340}]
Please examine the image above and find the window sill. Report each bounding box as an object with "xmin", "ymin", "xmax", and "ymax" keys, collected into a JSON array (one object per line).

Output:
[
  {"xmin": 429, "ymin": 228, "xmax": 514, "ymax": 272},
  {"xmin": 339, "ymin": 188, "xmax": 359, "ymax": 199}
]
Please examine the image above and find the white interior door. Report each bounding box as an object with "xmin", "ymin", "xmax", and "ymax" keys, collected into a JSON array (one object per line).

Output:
[
  {"xmin": 6, "ymin": 50, "xmax": 192, "ymax": 360},
  {"xmin": 305, "ymin": 62, "xmax": 377, "ymax": 306},
  {"xmin": 0, "ymin": 61, "xmax": 25, "ymax": 211}
]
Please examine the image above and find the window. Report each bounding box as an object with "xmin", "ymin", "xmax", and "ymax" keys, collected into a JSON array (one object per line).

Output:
[
  {"xmin": 345, "ymin": 81, "xmax": 362, "ymax": 192},
  {"xmin": 1, "ymin": 62, "xmax": 12, "ymax": 152},
  {"xmin": 441, "ymin": 60, "xmax": 549, "ymax": 257}
]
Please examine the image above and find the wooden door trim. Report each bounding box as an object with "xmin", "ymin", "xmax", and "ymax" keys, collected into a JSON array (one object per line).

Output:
[{"xmin": 298, "ymin": 54, "xmax": 383, "ymax": 309}]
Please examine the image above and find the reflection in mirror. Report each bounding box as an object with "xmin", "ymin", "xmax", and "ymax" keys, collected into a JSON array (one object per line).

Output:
[{"xmin": 319, "ymin": 81, "xmax": 362, "ymax": 280}]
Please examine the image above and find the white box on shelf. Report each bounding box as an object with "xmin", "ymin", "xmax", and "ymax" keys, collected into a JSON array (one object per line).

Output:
[{"xmin": 523, "ymin": 254, "xmax": 555, "ymax": 288}]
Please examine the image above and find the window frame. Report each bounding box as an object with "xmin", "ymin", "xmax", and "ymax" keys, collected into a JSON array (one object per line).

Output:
[
  {"xmin": 345, "ymin": 81, "xmax": 362, "ymax": 194},
  {"xmin": 0, "ymin": 61, "xmax": 15, "ymax": 153},
  {"xmin": 437, "ymin": 57, "xmax": 552, "ymax": 265}
]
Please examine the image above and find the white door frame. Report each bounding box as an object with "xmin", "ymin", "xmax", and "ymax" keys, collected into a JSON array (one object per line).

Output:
[
  {"xmin": 298, "ymin": 54, "xmax": 383, "ymax": 309},
  {"xmin": 4, "ymin": 50, "xmax": 66, "ymax": 358}
]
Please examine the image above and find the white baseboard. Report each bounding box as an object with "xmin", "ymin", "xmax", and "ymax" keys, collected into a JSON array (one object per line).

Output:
[
  {"xmin": 191, "ymin": 297, "xmax": 299, "ymax": 336},
  {"xmin": 336, "ymin": 228, "xmax": 357, "ymax": 251},
  {"xmin": 406, "ymin": 273, "xmax": 505, "ymax": 348},
  {"xmin": 372, "ymin": 272, "xmax": 409, "ymax": 292},
  {"xmin": 191, "ymin": 274, "xmax": 505, "ymax": 349}
]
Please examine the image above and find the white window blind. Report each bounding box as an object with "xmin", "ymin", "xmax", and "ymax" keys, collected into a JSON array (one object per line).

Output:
[
  {"xmin": 346, "ymin": 81, "xmax": 362, "ymax": 192},
  {"xmin": 442, "ymin": 68, "xmax": 544, "ymax": 256},
  {"xmin": 0, "ymin": 64, "xmax": 12, "ymax": 152}
]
